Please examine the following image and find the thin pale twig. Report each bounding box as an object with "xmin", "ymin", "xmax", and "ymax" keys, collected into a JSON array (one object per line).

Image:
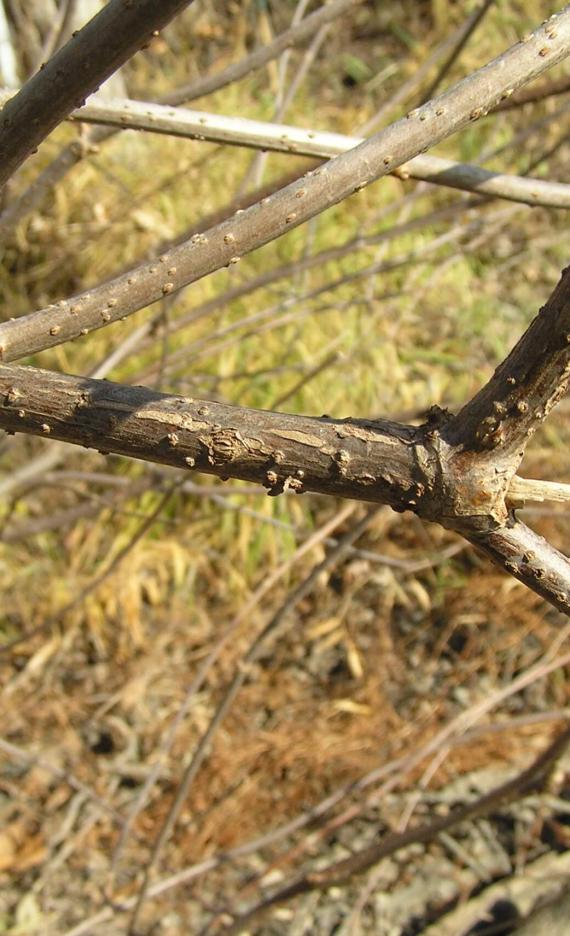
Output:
[
  {"xmin": 2, "ymin": 93, "xmax": 562, "ymax": 208},
  {"xmin": 127, "ymin": 505, "xmax": 373, "ymax": 932}
]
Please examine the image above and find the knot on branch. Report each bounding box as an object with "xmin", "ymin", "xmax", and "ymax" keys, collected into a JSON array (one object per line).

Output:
[{"xmin": 414, "ymin": 419, "xmax": 516, "ymax": 535}]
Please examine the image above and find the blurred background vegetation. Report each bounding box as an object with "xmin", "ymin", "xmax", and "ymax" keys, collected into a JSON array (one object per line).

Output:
[{"xmin": 1, "ymin": 1, "xmax": 570, "ymax": 933}]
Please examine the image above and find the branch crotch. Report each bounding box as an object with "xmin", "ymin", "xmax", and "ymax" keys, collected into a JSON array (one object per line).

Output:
[{"xmin": 414, "ymin": 416, "xmax": 520, "ymax": 535}]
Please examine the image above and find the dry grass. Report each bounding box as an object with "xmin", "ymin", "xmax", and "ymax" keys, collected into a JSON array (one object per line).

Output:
[{"xmin": 1, "ymin": 1, "xmax": 570, "ymax": 933}]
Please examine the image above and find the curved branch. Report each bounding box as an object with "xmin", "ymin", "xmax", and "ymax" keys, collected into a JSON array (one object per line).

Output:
[
  {"xmin": 0, "ymin": 0, "xmax": 194, "ymax": 188},
  {"xmin": 2, "ymin": 6, "xmax": 570, "ymax": 362}
]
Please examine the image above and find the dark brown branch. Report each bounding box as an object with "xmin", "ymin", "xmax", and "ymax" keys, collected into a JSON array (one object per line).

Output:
[
  {"xmin": 216, "ymin": 724, "xmax": 570, "ymax": 935},
  {"xmin": 0, "ymin": 363, "xmax": 420, "ymax": 510},
  {"xmin": 2, "ymin": 351, "xmax": 570, "ymax": 613},
  {"xmin": 2, "ymin": 6, "xmax": 570, "ymax": 362},
  {"xmin": 468, "ymin": 520, "xmax": 570, "ymax": 610},
  {"xmin": 447, "ymin": 265, "xmax": 570, "ymax": 455},
  {"xmin": 0, "ymin": 0, "xmax": 193, "ymax": 188}
]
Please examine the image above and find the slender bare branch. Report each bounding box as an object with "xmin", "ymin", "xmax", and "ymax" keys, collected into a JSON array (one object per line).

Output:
[
  {"xmin": 0, "ymin": 0, "xmax": 194, "ymax": 189},
  {"xmin": 0, "ymin": 92, "xmax": 560, "ymax": 209},
  {"xmin": 2, "ymin": 6, "xmax": 570, "ymax": 363},
  {"xmin": 156, "ymin": 0, "xmax": 359, "ymax": 107},
  {"xmin": 419, "ymin": 0, "xmax": 496, "ymax": 104},
  {"xmin": 135, "ymin": 199, "xmax": 471, "ymax": 354},
  {"xmin": 0, "ymin": 0, "xmax": 358, "ymax": 239}
]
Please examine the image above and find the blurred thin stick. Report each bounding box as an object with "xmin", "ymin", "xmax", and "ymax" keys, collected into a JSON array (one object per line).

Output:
[
  {"xmin": 0, "ymin": 475, "xmax": 154, "ymax": 543},
  {"xmin": 0, "ymin": 483, "xmax": 179, "ymax": 657},
  {"xmin": 271, "ymin": 627, "xmax": 570, "ymax": 872},
  {"xmin": 215, "ymin": 725, "xmax": 570, "ymax": 935},
  {"xmin": 419, "ymin": 0, "xmax": 496, "ymax": 104},
  {"xmin": 127, "ymin": 505, "xmax": 381, "ymax": 933},
  {"xmin": 158, "ymin": 0, "xmax": 358, "ymax": 107},
  {"xmin": 0, "ymin": 736, "xmax": 124, "ymax": 824},
  {"xmin": 108, "ymin": 502, "xmax": 358, "ymax": 885},
  {"xmin": 246, "ymin": 13, "xmax": 331, "ymax": 191},
  {"xmin": 142, "ymin": 208, "xmax": 507, "ymax": 384},
  {"xmin": 134, "ymin": 197, "xmax": 468, "ymax": 355},
  {"xmin": 360, "ymin": 0, "xmax": 496, "ymax": 134},
  {"xmin": 37, "ymin": 0, "xmax": 79, "ymax": 66}
]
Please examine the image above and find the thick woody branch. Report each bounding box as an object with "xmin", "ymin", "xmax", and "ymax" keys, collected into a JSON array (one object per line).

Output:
[
  {"xmin": 3, "ymin": 93, "xmax": 562, "ymax": 209},
  {"xmin": 0, "ymin": 0, "xmax": 193, "ymax": 188},
  {"xmin": 1, "ymin": 361, "xmax": 570, "ymax": 614},
  {"xmin": 1, "ymin": 6, "xmax": 570, "ymax": 362},
  {"xmin": 0, "ymin": 364, "xmax": 420, "ymax": 509},
  {"xmin": 447, "ymin": 265, "xmax": 570, "ymax": 455}
]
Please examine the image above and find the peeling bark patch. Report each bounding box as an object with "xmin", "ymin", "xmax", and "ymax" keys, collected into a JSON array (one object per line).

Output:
[{"xmin": 274, "ymin": 429, "xmax": 324, "ymax": 448}]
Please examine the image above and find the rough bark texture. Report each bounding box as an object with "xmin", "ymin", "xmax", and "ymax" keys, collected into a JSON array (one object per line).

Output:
[
  {"xmin": 448, "ymin": 266, "xmax": 570, "ymax": 454},
  {"xmin": 468, "ymin": 523, "xmax": 570, "ymax": 611},
  {"xmin": 0, "ymin": 6, "xmax": 569, "ymax": 620},
  {"xmin": 0, "ymin": 364, "xmax": 421, "ymax": 509},
  {"xmin": 1, "ymin": 343, "xmax": 570, "ymax": 615}
]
